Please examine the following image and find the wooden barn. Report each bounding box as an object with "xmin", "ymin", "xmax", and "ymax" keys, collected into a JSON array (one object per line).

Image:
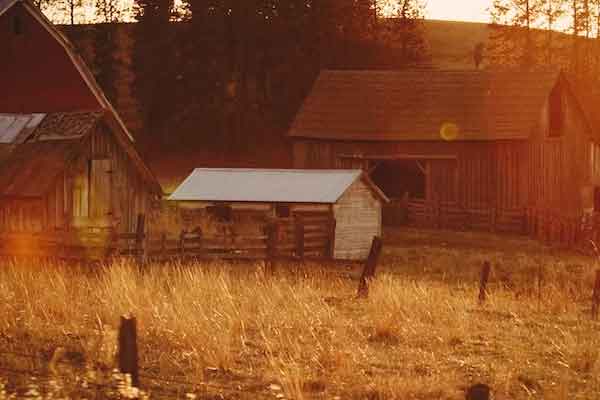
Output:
[
  {"xmin": 0, "ymin": 0, "xmax": 161, "ymax": 256},
  {"xmin": 168, "ymin": 168, "xmax": 388, "ymax": 260},
  {"xmin": 289, "ymin": 70, "xmax": 598, "ymax": 229}
]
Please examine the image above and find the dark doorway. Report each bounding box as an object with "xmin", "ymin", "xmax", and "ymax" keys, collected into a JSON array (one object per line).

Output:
[{"xmin": 370, "ymin": 159, "xmax": 426, "ymax": 200}]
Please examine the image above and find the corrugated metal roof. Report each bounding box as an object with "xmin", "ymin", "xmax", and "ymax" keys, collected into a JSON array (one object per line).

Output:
[
  {"xmin": 288, "ymin": 69, "xmax": 561, "ymax": 141},
  {"xmin": 169, "ymin": 169, "xmax": 366, "ymax": 203},
  {"xmin": 0, "ymin": 114, "xmax": 45, "ymax": 144}
]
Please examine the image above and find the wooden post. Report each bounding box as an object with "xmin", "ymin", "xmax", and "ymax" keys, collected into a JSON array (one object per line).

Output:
[
  {"xmin": 592, "ymin": 270, "xmax": 600, "ymax": 320},
  {"xmin": 135, "ymin": 214, "xmax": 146, "ymax": 265},
  {"xmin": 179, "ymin": 230, "xmax": 186, "ymax": 257},
  {"xmin": 195, "ymin": 229, "xmax": 204, "ymax": 258},
  {"xmin": 537, "ymin": 264, "xmax": 543, "ymax": 311},
  {"xmin": 328, "ymin": 218, "xmax": 337, "ymax": 259},
  {"xmin": 118, "ymin": 315, "xmax": 139, "ymax": 388},
  {"xmin": 266, "ymin": 222, "xmax": 279, "ymax": 274},
  {"xmin": 160, "ymin": 232, "xmax": 167, "ymax": 259},
  {"xmin": 357, "ymin": 236, "xmax": 384, "ymax": 298},
  {"xmin": 435, "ymin": 199, "xmax": 442, "ymax": 229},
  {"xmin": 479, "ymin": 261, "xmax": 491, "ymax": 304},
  {"xmin": 490, "ymin": 208, "xmax": 498, "ymax": 233},
  {"xmin": 466, "ymin": 383, "xmax": 490, "ymax": 400},
  {"xmin": 295, "ymin": 215, "xmax": 304, "ymax": 260}
]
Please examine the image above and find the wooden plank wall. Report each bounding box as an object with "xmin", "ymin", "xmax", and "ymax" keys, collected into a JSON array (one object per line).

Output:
[
  {"xmin": 333, "ymin": 179, "xmax": 382, "ymax": 260},
  {"xmin": 86, "ymin": 123, "xmax": 153, "ymax": 234},
  {"xmin": 294, "ymin": 139, "xmax": 529, "ymax": 210},
  {"xmin": 0, "ymin": 122, "xmax": 155, "ymax": 236},
  {"xmin": 527, "ymin": 82, "xmax": 591, "ymax": 216}
]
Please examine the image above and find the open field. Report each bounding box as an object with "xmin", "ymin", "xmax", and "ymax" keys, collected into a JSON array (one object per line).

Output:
[{"xmin": 1, "ymin": 228, "xmax": 600, "ymax": 399}]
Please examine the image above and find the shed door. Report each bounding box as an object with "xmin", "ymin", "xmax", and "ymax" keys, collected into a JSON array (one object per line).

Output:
[{"xmin": 90, "ymin": 159, "xmax": 112, "ymax": 220}]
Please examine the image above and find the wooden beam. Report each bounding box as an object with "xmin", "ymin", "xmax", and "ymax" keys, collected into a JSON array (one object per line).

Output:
[
  {"xmin": 338, "ymin": 154, "xmax": 458, "ymax": 161},
  {"xmin": 415, "ymin": 160, "xmax": 427, "ymax": 175}
]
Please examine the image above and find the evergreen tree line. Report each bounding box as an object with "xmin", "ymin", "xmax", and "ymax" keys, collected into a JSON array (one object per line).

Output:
[
  {"xmin": 33, "ymin": 1, "xmax": 429, "ymax": 152},
  {"xmin": 130, "ymin": 0, "xmax": 429, "ymax": 152},
  {"xmin": 489, "ymin": 0, "xmax": 600, "ymax": 86}
]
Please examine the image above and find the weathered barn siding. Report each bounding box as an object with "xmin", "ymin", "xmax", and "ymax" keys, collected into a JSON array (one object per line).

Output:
[
  {"xmin": 333, "ymin": 179, "xmax": 382, "ymax": 259},
  {"xmin": 293, "ymin": 140, "xmax": 529, "ymax": 209},
  {"xmin": 528, "ymin": 77, "xmax": 594, "ymax": 216},
  {"xmin": 0, "ymin": 122, "xmax": 156, "ymax": 237}
]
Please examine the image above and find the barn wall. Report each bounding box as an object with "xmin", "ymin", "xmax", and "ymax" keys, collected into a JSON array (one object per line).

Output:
[
  {"xmin": 527, "ymin": 79, "xmax": 592, "ymax": 216},
  {"xmin": 0, "ymin": 4, "xmax": 101, "ymax": 112},
  {"xmin": 294, "ymin": 139, "xmax": 528, "ymax": 209},
  {"xmin": 86, "ymin": 123, "xmax": 156, "ymax": 234},
  {"xmin": 23, "ymin": 122, "xmax": 157, "ymax": 235},
  {"xmin": 333, "ymin": 179, "xmax": 381, "ymax": 260},
  {"xmin": 0, "ymin": 199, "xmax": 45, "ymax": 232}
]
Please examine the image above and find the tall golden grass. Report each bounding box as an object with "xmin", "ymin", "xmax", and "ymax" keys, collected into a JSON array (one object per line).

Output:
[{"xmin": 1, "ymin": 229, "xmax": 600, "ymax": 399}]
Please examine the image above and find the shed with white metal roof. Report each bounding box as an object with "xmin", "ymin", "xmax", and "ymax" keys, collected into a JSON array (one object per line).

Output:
[{"xmin": 169, "ymin": 168, "xmax": 388, "ymax": 260}]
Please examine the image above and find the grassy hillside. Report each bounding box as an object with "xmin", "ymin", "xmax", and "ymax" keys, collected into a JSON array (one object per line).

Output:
[
  {"xmin": 423, "ymin": 19, "xmax": 490, "ymax": 69},
  {"xmin": 1, "ymin": 229, "xmax": 599, "ymax": 399}
]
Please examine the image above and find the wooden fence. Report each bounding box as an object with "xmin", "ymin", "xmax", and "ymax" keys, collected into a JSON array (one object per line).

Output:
[
  {"xmin": 407, "ymin": 199, "xmax": 600, "ymax": 253},
  {"xmin": 407, "ymin": 200, "xmax": 527, "ymax": 234},
  {"xmin": 0, "ymin": 213, "xmax": 337, "ymax": 262}
]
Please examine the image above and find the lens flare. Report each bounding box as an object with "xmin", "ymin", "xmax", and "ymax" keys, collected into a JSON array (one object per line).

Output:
[{"xmin": 440, "ymin": 122, "xmax": 460, "ymax": 141}]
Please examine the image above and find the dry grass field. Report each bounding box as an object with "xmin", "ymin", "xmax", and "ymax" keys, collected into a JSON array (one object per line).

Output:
[{"xmin": 2, "ymin": 228, "xmax": 600, "ymax": 399}]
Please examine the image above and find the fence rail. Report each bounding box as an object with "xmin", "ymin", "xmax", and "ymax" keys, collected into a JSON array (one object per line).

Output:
[
  {"xmin": 0, "ymin": 213, "xmax": 337, "ymax": 262},
  {"xmin": 407, "ymin": 199, "xmax": 600, "ymax": 253},
  {"xmin": 407, "ymin": 200, "xmax": 527, "ymax": 234}
]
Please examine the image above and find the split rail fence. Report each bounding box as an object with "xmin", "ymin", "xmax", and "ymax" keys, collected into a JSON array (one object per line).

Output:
[
  {"xmin": 0, "ymin": 212, "xmax": 337, "ymax": 262},
  {"xmin": 407, "ymin": 199, "xmax": 600, "ymax": 252}
]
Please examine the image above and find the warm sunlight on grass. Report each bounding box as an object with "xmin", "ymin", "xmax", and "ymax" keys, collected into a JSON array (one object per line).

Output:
[{"xmin": 1, "ymin": 230, "xmax": 600, "ymax": 399}]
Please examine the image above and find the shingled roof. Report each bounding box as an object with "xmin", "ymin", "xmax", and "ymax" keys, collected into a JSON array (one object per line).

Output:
[{"xmin": 288, "ymin": 70, "xmax": 563, "ymax": 141}]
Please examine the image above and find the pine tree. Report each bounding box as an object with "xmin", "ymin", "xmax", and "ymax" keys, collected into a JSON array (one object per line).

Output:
[
  {"xmin": 538, "ymin": 0, "xmax": 566, "ymax": 64},
  {"xmin": 488, "ymin": 0, "xmax": 542, "ymax": 68},
  {"xmin": 388, "ymin": 0, "xmax": 429, "ymax": 67},
  {"xmin": 95, "ymin": 0, "xmax": 121, "ymax": 23},
  {"xmin": 132, "ymin": 0, "xmax": 175, "ymax": 148}
]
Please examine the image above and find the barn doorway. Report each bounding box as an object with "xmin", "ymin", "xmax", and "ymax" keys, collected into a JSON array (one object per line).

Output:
[
  {"xmin": 370, "ymin": 159, "xmax": 426, "ymax": 200},
  {"xmin": 369, "ymin": 159, "xmax": 427, "ymax": 226}
]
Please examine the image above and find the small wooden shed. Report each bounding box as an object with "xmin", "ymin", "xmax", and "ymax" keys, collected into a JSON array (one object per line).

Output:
[{"xmin": 169, "ymin": 168, "xmax": 388, "ymax": 260}]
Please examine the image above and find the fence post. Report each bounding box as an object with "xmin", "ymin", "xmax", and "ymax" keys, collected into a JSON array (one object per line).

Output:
[
  {"xmin": 160, "ymin": 232, "xmax": 167, "ymax": 259},
  {"xmin": 592, "ymin": 270, "xmax": 600, "ymax": 320},
  {"xmin": 118, "ymin": 315, "xmax": 139, "ymax": 388},
  {"xmin": 328, "ymin": 218, "xmax": 337, "ymax": 260},
  {"xmin": 490, "ymin": 208, "xmax": 497, "ymax": 233},
  {"xmin": 295, "ymin": 215, "xmax": 304, "ymax": 260},
  {"xmin": 357, "ymin": 236, "xmax": 384, "ymax": 298},
  {"xmin": 135, "ymin": 214, "xmax": 146, "ymax": 265},
  {"xmin": 435, "ymin": 200, "xmax": 442, "ymax": 229},
  {"xmin": 266, "ymin": 222, "xmax": 279, "ymax": 274},
  {"xmin": 479, "ymin": 261, "xmax": 491, "ymax": 304},
  {"xmin": 179, "ymin": 230, "xmax": 186, "ymax": 257}
]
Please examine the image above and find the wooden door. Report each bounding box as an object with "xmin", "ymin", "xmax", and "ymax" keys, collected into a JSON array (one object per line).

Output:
[{"xmin": 90, "ymin": 159, "xmax": 112, "ymax": 222}]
